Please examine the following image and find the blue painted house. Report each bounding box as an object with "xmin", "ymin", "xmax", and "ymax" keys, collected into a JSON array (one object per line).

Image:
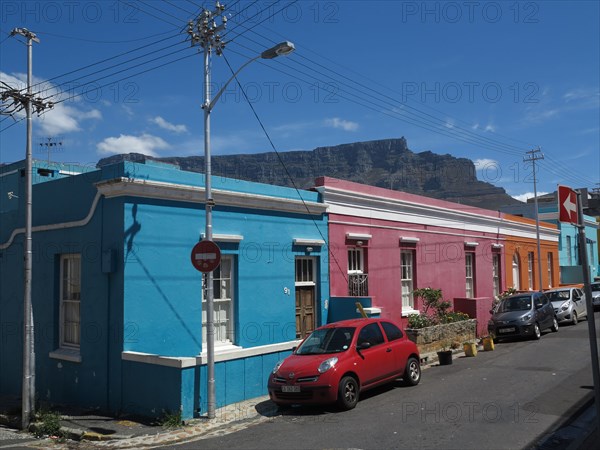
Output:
[
  {"xmin": 538, "ymin": 206, "xmax": 599, "ymax": 283},
  {"xmin": 0, "ymin": 158, "xmax": 328, "ymax": 419}
]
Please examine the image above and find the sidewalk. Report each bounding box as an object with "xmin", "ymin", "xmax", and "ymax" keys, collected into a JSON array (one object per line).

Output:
[{"xmin": 0, "ymin": 395, "xmax": 279, "ymax": 449}]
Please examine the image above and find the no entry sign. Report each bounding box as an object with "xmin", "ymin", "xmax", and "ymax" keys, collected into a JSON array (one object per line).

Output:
[{"xmin": 191, "ymin": 240, "xmax": 221, "ymax": 273}]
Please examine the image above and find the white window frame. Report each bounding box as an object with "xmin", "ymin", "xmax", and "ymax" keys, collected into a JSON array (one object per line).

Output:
[
  {"xmin": 347, "ymin": 248, "xmax": 365, "ymax": 274},
  {"xmin": 512, "ymin": 254, "xmax": 521, "ymax": 290},
  {"xmin": 492, "ymin": 253, "xmax": 501, "ymax": 297},
  {"xmin": 295, "ymin": 256, "xmax": 316, "ymax": 287},
  {"xmin": 465, "ymin": 252, "xmax": 475, "ymax": 298},
  {"xmin": 401, "ymin": 250, "xmax": 415, "ymax": 309},
  {"xmin": 566, "ymin": 235, "xmax": 572, "ymax": 265},
  {"xmin": 60, "ymin": 254, "xmax": 81, "ymax": 349},
  {"xmin": 527, "ymin": 252, "xmax": 534, "ymax": 290},
  {"xmin": 202, "ymin": 255, "xmax": 235, "ymax": 347},
  {"xmin": 547, "ymin": 253, "xmax": 554, "ymax": 288}
]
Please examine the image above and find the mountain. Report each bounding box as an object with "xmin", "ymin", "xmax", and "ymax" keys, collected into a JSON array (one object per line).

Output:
[{"xmin": 97, "ymin": 137, "xmax": 522, "ymax": 210}]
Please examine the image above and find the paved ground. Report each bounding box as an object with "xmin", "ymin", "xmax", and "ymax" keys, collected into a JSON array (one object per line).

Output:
[{"xmin": 1, "ymin": 315, "xmax": 599, "ymax": 449}]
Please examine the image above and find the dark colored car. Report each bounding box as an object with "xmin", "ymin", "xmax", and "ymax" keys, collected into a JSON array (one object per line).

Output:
[
  {"xmin": 488, "ymin": 292, "xmax": 559, "ymax": 341},
  {"xmin": 268, "ymin": 318, "xmax": 420, "ymax": 410}
]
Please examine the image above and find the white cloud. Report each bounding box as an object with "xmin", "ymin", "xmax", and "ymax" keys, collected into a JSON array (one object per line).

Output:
[
  {"xmin": 512, "ymin": 191, "xmax": 549, "ymax": 203},
  {"xmin": 471, "ymin": 122, "xmax": 496, "ymax": 132},
  {"xmin": 324, "ymin": 117, "xmax": 358, "ymax": 132},
  {"xmin": 1, "ymin": 71, "xmax": 102, "ymax": 135},
  {"xmin": 150, "ymin": 116, "xmax": 188, "ymax": 134},
  {"xmin": 96, "ymin": 133, "xmax": 169, "ymax": 157},
  {"xmin": 473, "ymin": 158, "xmax": 499, "ymax": 168}
]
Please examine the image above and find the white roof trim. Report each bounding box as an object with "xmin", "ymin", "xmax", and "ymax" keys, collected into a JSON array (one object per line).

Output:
[
  {"xmin": 293, "ymin": 238, "xmax": 325, "ymax": 246},
  {"xmin": 346, "ymin": 232, "xmax": 372, "ymax": 240},
  {"xmin": 96, "ymin": 177, "xmax": 327, "ymax": 216},
  {"xmin": 322, "ymin": 185, "xmax": 559, "ymax": 240}
]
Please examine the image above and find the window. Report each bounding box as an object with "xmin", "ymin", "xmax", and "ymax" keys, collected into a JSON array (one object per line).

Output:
[
  {"xmin": 348, "ymin": 247, "xmax": 368, "ymax": 296},
  {"xmin": 295, "ymin": 257, "xmax": 315, "ymax": 285},
  {"xmin": 590, "ymin": 242, "xmax": 595, "ymax": 267},
  {"xmin": 381, "ymin": 322, "xmax": 403, "ymax": 341},
  {"xmin": 527, "ymin": 252, "xmax": 534, "ymax": 290},
  {"xmin": 566, "ymin": 236, "xmax": 572, "ymax": 265},
  {"xmin": 401, "ymin": 250, "xmax": 415, "ymax": 308},
  {"xmin": 547, "ymin": 253, "xmax": 554, "ymax": 288},
  {"xmin": 202, "ymin": 255, "xmax": 234, "ymax": 346},
  {"xmin": 465, "ymin": 252, "xmax": 475, "ymax": 298},
  {"xmin": 60, "ymin": 254, "xmax": 81, "ymax": 349},
  {"xmin": 512, "ymin": 254, "xmax": 521, "ymax": 290},
  {"xmin": 492, "ymin": 253, "xmax": 501, "ymax": 297},
  {"xmin": 357, "ymin": 323, "xmax": 384, "ymax": 347}
]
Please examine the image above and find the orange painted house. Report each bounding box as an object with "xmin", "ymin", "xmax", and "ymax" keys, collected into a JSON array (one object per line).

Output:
[{"xmin": 501, "ymin": 214, "xmax": 560, "ymax": 291}]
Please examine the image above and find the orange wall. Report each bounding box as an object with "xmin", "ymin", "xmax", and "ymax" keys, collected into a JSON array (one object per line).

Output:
[{"xmin": 502, "ymin": 215, "xmax": 560, "ymax": 291}]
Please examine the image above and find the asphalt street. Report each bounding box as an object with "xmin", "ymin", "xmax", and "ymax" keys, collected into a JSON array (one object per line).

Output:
[{"xmin": 163, "ymin": 313, "xmax": 600, "ymax": 450}]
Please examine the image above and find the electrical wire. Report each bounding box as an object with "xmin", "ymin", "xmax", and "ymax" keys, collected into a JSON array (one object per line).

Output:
[
  {"xmin": 33, "ymin": 29, "xmax": 176, "ymax": 44},
  {"xmin": 222, "ymin": 50, "xmax": 348, "ymax": 283}
]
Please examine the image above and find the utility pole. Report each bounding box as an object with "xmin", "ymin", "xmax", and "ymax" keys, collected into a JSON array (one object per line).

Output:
[
  {"xmin": 37, "ymin": 137, "xmax": 64, "ymax": 163},
  {"xmin": 1, "ymin": 28, "xmax": 52, "ymax": 430},
  {"xmin": 575, "ymin": 190, "xmax": 600, "ymax": 441},
  {"xmin": 188, "ymin": 1, "xmax": 227, "ymax": 420},
  {"xmin": 524, "ymin": 147, "xmax": 545, "ymax": 289}
]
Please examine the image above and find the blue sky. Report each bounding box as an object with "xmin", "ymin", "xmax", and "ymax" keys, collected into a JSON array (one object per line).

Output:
[{"xmin": 1, "ymin": 1, "xmax": 598, "ymax": 201}]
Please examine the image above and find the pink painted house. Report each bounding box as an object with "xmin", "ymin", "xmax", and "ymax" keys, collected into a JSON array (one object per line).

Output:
[{"xmin": 315, "ymin": 177, "xmax": 510, "ymax": 332}]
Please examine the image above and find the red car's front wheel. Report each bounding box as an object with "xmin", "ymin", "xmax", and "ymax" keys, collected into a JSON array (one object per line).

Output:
[{"xmin": 337, "ymin": 376, "xmax": 359, "ymax": 410}]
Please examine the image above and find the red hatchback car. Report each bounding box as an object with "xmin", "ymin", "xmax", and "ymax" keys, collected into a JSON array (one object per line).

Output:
[{"xmin": 268, "ymin": 318, "xmax": 421, "ymax": 410}]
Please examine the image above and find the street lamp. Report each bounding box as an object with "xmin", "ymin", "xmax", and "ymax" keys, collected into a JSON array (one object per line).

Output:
[{"xmin": 201, "ymin": 40, "xmax": 295, "ymax": 419}]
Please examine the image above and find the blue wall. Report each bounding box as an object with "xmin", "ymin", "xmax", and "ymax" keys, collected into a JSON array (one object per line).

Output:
[{"xmin": 1, "ymin": 159, "xmax": 329, "ymax": 418}]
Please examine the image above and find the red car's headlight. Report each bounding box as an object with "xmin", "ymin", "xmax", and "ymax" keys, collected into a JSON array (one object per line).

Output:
[{"xmin": 318, "ymin": 357, "xmax": 338, "ymax": 374}]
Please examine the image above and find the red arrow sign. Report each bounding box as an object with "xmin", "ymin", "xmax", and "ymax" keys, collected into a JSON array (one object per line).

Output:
[
  {"xmin": 558, "ymin": 185, "xmax": 579, "ymax": 224},
  {"xmin": 191, "ymin": 240, "xmax": 221, "ymax": 273}
]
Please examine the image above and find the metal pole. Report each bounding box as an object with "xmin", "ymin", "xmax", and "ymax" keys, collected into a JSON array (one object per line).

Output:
[
  {"xmin": 576, "ymin": 190, "xmax": 600, "ymax": 440},
  {"xmin": 202, "ymin": 40, "xmax": 216, "ymax": 420},
  {"xmin": 525, "ymin": 148, "xmax": 544, "ymax": 289},
  {"xmin": 22, "ymin": 31, "xmax": 35, "ymax": 431}
]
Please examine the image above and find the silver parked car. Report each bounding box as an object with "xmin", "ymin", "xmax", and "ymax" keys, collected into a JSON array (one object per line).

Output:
[
  {"xmin": 591, "ymin": 282, "xmax": 600, "ymax": 310},
  {"xmin": 545, "ymin": 287, "xmax": 588, "ymax": 325},
  {"xmin": 488, "ymin": 292, "xmax": 558, "ymax": 341}
]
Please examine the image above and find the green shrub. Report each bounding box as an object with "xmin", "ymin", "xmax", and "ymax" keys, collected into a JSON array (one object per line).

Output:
[
  {"xmin": 407, "ymin": 288, "xmax": 471, "ymax": 328},
  {"xmin": 34, "ymin": 409, "xmax": 63, "ymax": 438}
]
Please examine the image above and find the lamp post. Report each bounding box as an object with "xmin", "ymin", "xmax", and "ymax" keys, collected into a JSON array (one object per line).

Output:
[{"xmin": 189, "ymin": 11, "xmax": 294, "ymax": 419}]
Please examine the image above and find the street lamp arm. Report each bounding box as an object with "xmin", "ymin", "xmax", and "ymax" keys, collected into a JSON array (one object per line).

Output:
[
  {"xmin": 206, "ymin": 41, "xmax": 295, "ymax": 112},
  {"xmin": 206, "ymin": 55, "xmax": 260, "ymax": 112}
]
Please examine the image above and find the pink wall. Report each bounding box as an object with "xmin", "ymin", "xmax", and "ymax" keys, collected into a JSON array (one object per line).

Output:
[{"xmin": 318, "ymin": 177, "xmax": 503, "ymax": 324}]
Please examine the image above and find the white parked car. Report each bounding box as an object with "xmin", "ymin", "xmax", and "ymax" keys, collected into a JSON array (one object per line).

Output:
[{"xmin": 545, "ymin": 287, "xmax": 588, "ymax": 325}]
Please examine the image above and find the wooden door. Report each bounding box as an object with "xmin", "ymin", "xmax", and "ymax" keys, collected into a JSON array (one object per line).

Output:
[{"xmin": 295, "ymin": 287, "xmax": 315, "ymax": 339}]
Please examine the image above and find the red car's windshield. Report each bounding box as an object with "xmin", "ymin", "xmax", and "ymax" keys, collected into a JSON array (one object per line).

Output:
[{"xmin": 296, "ymin": 327, "xmax": 355, "ymax": 355}]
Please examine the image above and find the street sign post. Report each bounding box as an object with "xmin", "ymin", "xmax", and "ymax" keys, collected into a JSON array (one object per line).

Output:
[
  {"xmin": 191, "ymin": 240, "xmax": 221, "ymax": 273},
  {"xmin": 559, "ymin": 185, "xmax": 600, "ymax": 440},
  {"xmin": 558, "ymin": 185, "xmax": 579, "ymax": 224}
]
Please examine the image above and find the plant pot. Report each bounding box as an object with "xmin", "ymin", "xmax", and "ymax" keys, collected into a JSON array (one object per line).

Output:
[
  {"xmin": 463, "ymin": 342, "xmax": 477, "ymax": 357},
  {"xmin": 483, "ymin": 337, "xmax": 495, "ymax": 351},
  {"xmin": 437, "ymin": 350, "xmax": 453, "ymax": 365}
]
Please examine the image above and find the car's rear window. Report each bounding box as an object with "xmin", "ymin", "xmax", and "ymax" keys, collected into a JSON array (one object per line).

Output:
[{"xmin": 296, "ymin": 327, "xmax": 355, "ymax": 355}]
